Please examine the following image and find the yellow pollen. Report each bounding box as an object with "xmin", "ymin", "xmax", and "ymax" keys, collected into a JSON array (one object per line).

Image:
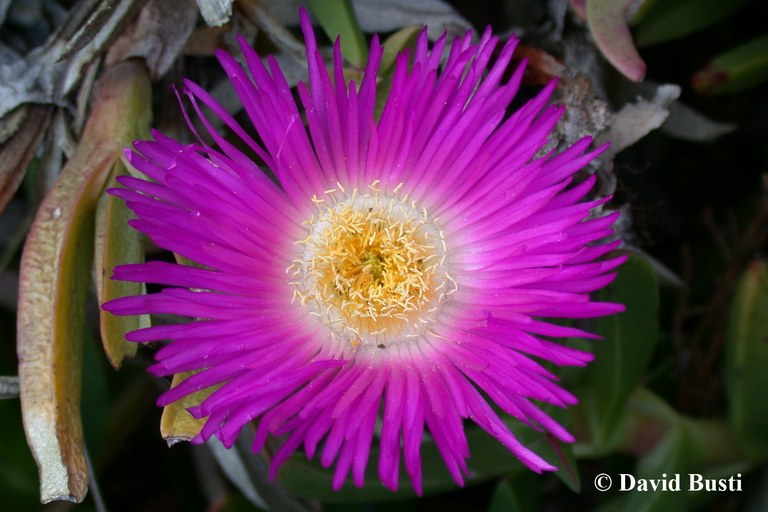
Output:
[{"xmin": 291, "ymin": 184, "xmax": 455, "ymax": 348}]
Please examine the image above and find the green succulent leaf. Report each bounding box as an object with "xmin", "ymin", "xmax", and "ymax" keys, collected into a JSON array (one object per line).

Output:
[
  {"xmin": 580, "ymin": 251, "xmax": 660, "ymax": 451},
  {"xmin": 726, "ymin": 260, "xmax": 768, "ymax": 456},
  {"xmin": 544, "ymin": 434, "xmax": 581, "ymax": 492},
  {"xmin": 309, "ymin": 0, "xmax": 368, "ymax": 68},
  {"xmin": 380, "ymin": 25, "xmax": 422, "ymax": 75},
  {"xmin": 692, "ymin": 32, "xmax": 768, "ymax": 95},
  {"xmin": 635, "ymin": 0, "xmax": 749, "ymax": 46},
  {"xmin": 619, "ymin": 422, "xmax": 699, "ymax": 512}
]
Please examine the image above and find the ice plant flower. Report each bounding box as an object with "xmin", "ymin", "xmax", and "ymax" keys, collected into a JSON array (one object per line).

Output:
[{"xmin": 103, "ymin": 10, "xmax": 625, "ymax": 494}]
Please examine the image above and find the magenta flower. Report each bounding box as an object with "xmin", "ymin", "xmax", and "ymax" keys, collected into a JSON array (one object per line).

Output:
[{"xmin": 103, "ymin": 9, "xmax": 624, "ymax": 494}]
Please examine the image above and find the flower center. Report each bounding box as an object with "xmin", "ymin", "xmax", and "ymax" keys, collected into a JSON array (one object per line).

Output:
[{"xmin": 289, "ymin": 182, "xmax": 455, "ymax": 348}]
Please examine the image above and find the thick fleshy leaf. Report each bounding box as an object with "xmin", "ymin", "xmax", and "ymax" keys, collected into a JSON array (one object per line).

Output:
[
  {"xmin": 614, "ymin": 387, "xmax": 678, "ymax": 458},
  {"xmin": 17, "ymin": 60, "xmax": 150, "ymax": 504},
  {"xmin": 634, "ymin": 0, "xmax": 749, "ymax": 47},
  {"xmin": 94, "ymin": 161, "xmax": 148, "ymax": 369},
  {"xmin": 579, "ymin": 251, "xmax": 659, "ymax": 451},
  {"xmin": 380, "ymin": 25, "xmax": 421, "ymax": 74},
  {"xmin": 595, "ymin": 421, "xmax": 697, "ymax": 512},
  {"xmin": 585, "ymin": 389, "xmax": 749, "ymax": 511},
  {"xmin": 309, "ymin": 0, "xmax": 368, "ymax": 68},
  {"xmin": 160, "ymin": 372, "xmax": 218, "ymax": 444},
  {"xmin": 613, "ymin": 388, "xmax": 751, "ymax": 476},
  {"xmin": 586, "ymin": 0, "xmax": 647, "ymax": 81},
  {"xmin": 544, "ymin": 434, "xmax": 580, "ymax": 492},
  {"xmin": 373, "ymin": 25, "xmax": 422, "ymax": 116},
  {"xmin": 619, "ymin": 391, "xmax": 751, "ymax": 511},
  {"xmin": 623, "ymin": 422, "xmax": 698, "ymax": 512},
  {"xmin": 726, "ymin": 260, "xmax": 768, "ymax": 456},
  {"xmin": 692, "ymin": 32, "xmax": 768, "ymax": 95},
  {"xmin": 592, "ymin": 389, "xmax": 693, "ymax": 512}
]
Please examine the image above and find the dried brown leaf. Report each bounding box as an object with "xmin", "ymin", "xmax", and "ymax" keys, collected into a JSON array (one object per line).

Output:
[
  {"xmin": 106, "ymin": 0, "xmax": 198, "ymax": 80},
  {"xmin": 0, "ymin": 105, "xmax": 53, "ymax": 213},
  {"xmin": 0, "ymin": 104, "xmax": 28, "ymax": 144},
  {"xmin": 596, "ymin": 83, "xmax": 680, "ymax": 156},
  {"xmin": 182, "ymin": 25, "xmax": 229, "ymax": 56},
  {"xmin": 17, "ymin": 60, "xmax": 151, "ymax": 504},
  {"xmin": 195, "ymin": 0, "xmax": 234, "ymax": 27},
  {"xmin": 514, "ymin": 45, "xmax": 566, "ymax": 85},
  {"xmin": 0, "ymin": 0, "xmax": 146, "ymax": 120}
]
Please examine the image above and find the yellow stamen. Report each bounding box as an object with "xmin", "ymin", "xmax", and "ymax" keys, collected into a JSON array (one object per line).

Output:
[{"xmin": 291, "ymin": 183, "xmax": 455, "ymax": 348}]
